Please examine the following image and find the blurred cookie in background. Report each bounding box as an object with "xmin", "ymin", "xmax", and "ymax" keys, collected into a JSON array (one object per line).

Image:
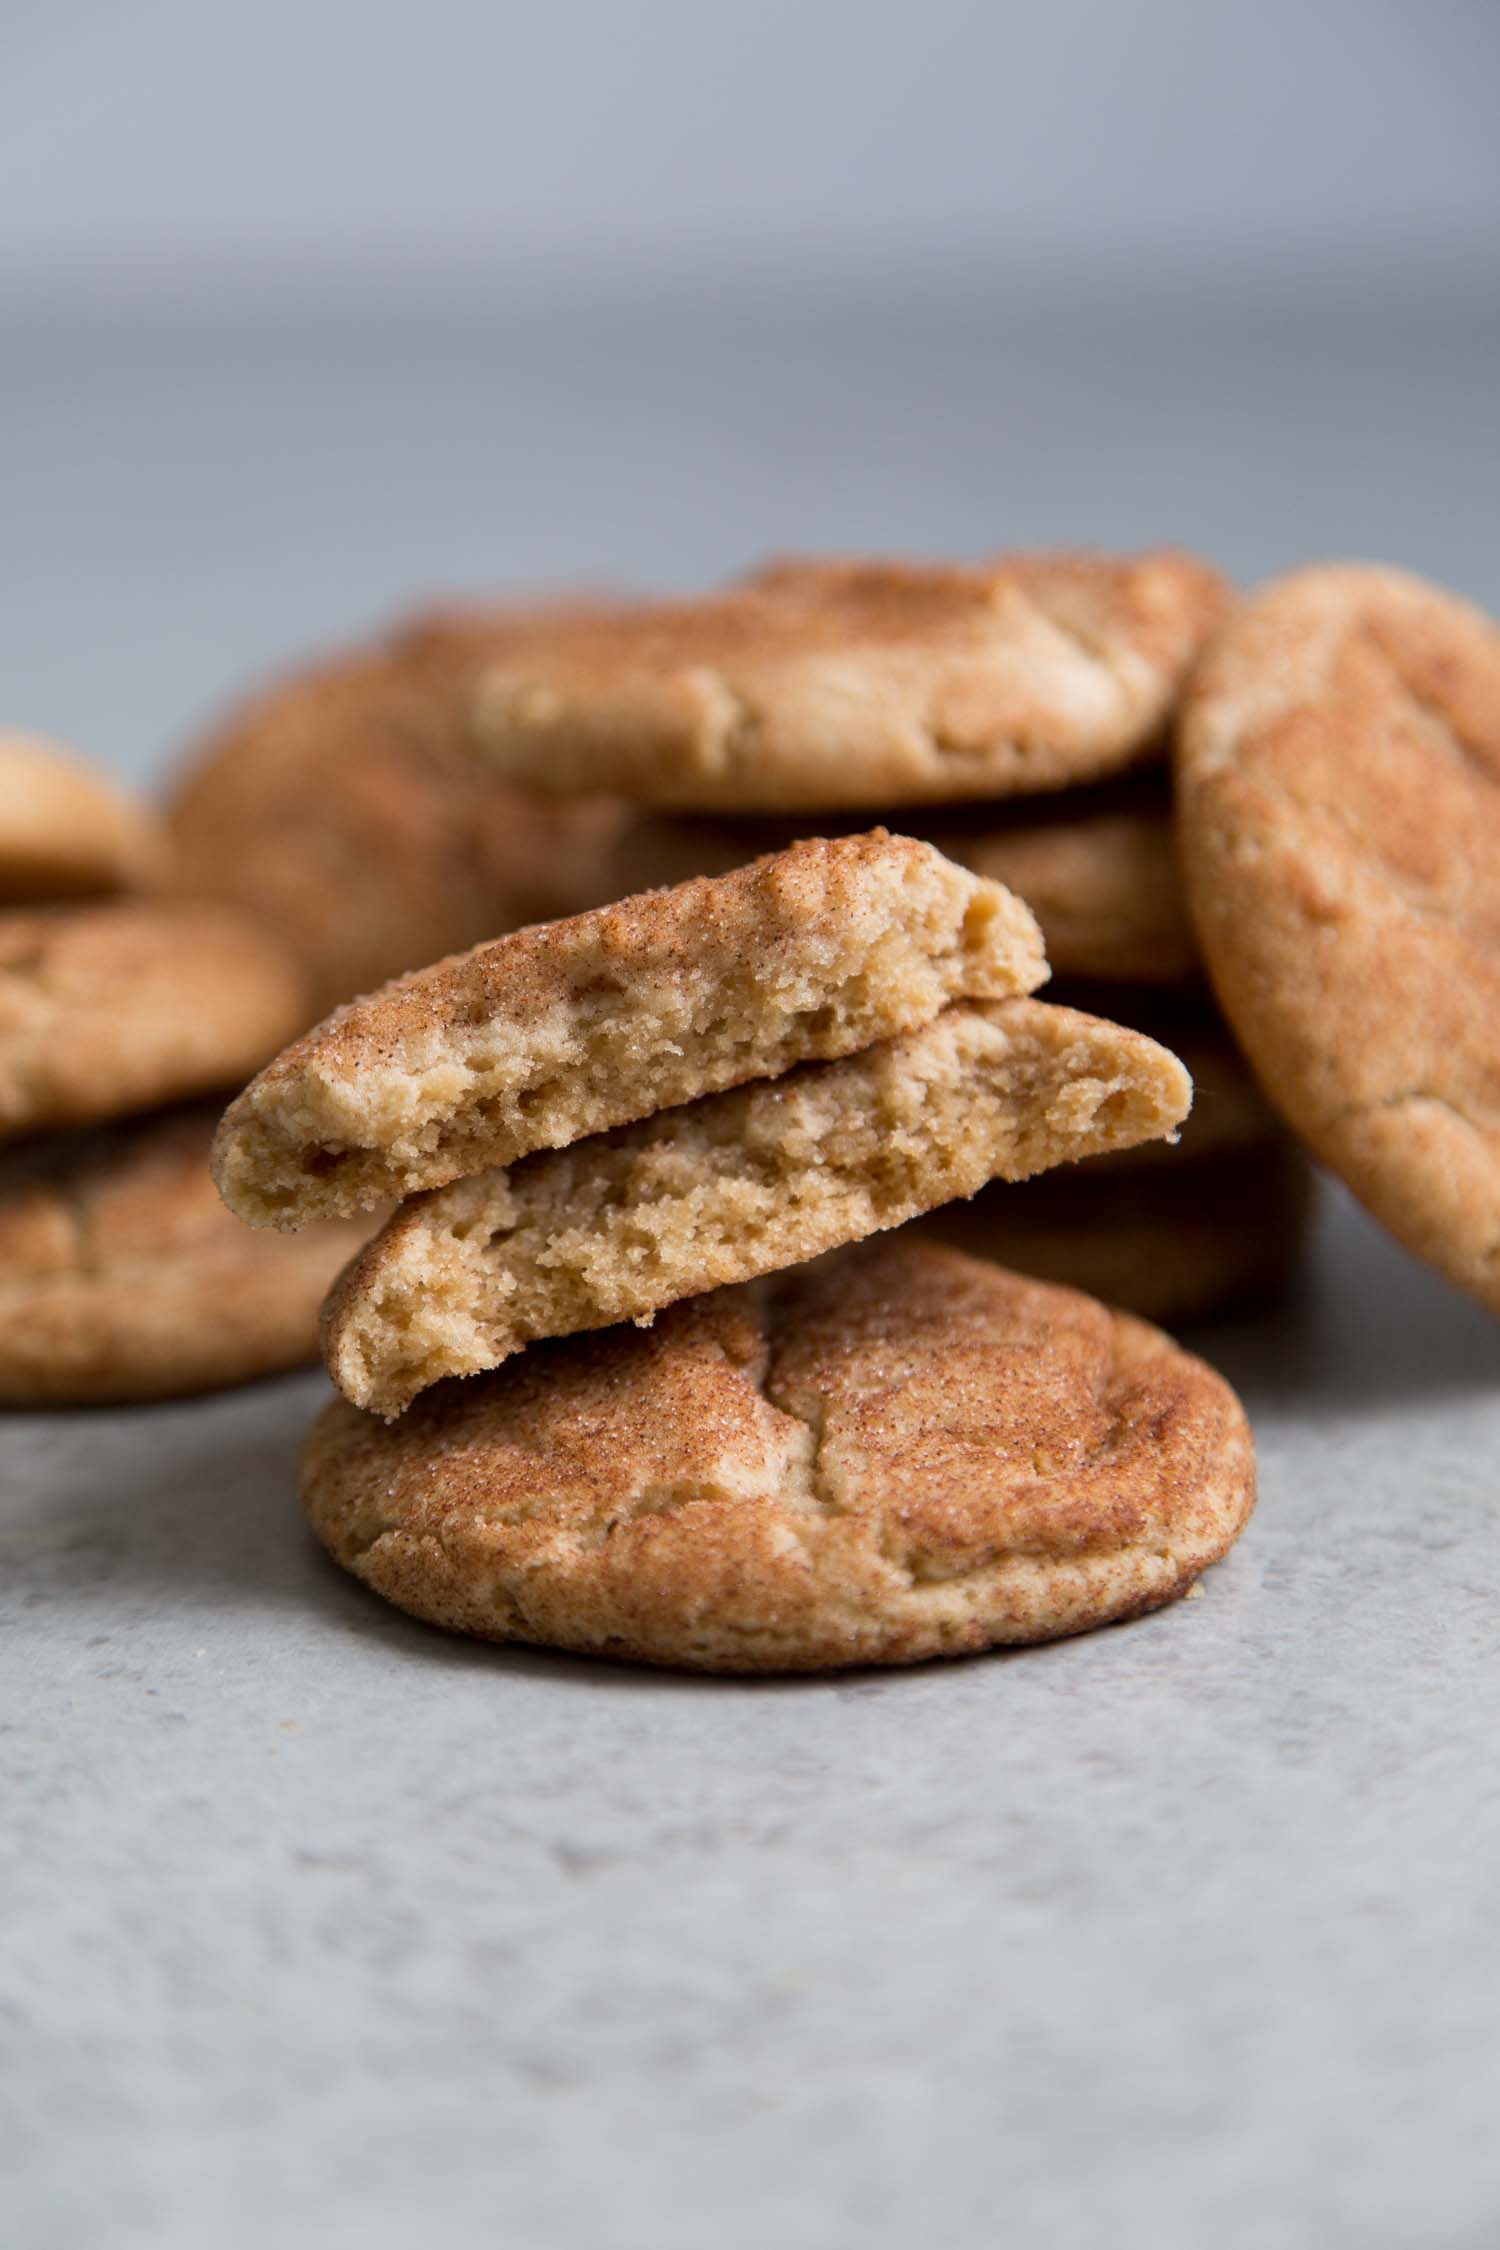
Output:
[
  {"xmin": 0, "ymin": 899, "xmax": 310, "ymax": 1146},
  {"xmin": 168, "ymin": 615, "xmax": 624, "ymax": 1018},
  {"xmin": 469, "ymin": 549, "xmax": 1231, "ymax": 812},
  {"xmin": 0, "ymin": 730, "xmax": 168, "ymax": 902},
  {"xmin": 923, "ymin": 1139, "xmax": 1315, "ymax": 1328},
  {"xmin": 0, "ymin": 1106, "xmax": 368, "ymax": 1404},
  {"xmin": 604, "ymin": 775, "xmax": 1197, "ymax": 988}
]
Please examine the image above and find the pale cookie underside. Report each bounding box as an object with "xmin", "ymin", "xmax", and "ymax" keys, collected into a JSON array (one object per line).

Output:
[
  {"xmin": 1178, "ymin": 563, "xmax": 1500, "ymax": 1315},
  {"xmin": 473, "ymin": 550, "xmax": 1231, "ymax": 811},
  {"xmin": 213, "ymin": 831, "xmax": 1047, "ymax": 1227},
  {"xmin": 321, "ymin": 997, "xmax": 1190, "ymax": 1415},
  {"xmin": 301, "ymin": 1236, "xmax": 1257, "ymax": 1673},
  {"xmin": 0, "ymin": 1107, "xmax": 366, "ymax": 1402}
]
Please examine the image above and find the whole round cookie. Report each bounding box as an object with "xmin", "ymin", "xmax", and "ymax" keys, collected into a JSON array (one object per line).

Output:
[
  {"xmin": 322, "ymin": 996, "xmax": 1190, "ymax": 1415},
  {"xmin": 0, "ymin": 731, "xmax": 167, "ymax": 901},
  {"xmin": 1178, "ymin": 564, "xmax": 1500, "ymax": 1314},
  {"xmin": 473, "ymin": 550, "xmax": 1230, "ymax": 812},
  {"xmin": 214, "ymin": 832, "xmax": 1048, "ymax": 1228},
  {"xmin": 0, "ymin": 900, "xmax": 311, "ymax": 1145},
  {"xmin": 0, "ymin": 1107, "xmax": 368, "ymax": 1403},
  {"xmin": 607, "ymin": 778, "xmax": 1198, "ymax": 986},
  {"xmin": 924, "ymin": 1141, "xmax": 1315, "ymax": 1326},
  {"xmin": 168, "ymin": 624, "xmax": 623, "ymax": 1015},
  {"xmin": 301, "ymin": 1236, "xmax": 1257, "ymax": 1672}
]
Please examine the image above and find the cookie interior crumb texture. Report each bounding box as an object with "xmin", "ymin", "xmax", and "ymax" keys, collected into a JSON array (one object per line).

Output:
[
  {"xmin": 301, "ymin": 1236, "xmax": 1256, "ymax": 1672},
  {"xmin": 167, "ymin": 633, "xmax": 624, "ymax": 1015},
  {"xmin": 322, "ymin": 997, "xmax": 1191, "ymax": 1415},
  {"xmin": 213, "ymin": 832, "xmax": 1048, "ymax": 1228}
]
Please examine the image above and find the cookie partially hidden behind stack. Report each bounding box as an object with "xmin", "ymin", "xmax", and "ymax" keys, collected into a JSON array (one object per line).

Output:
[
  {"xmin": 604, "ymin": 776, "xmax": 1197, "ymax": 991},
  {"xmin": 470, "ymin": 551, "xmax": 1229, "ymax": 810},
  {"xmin": 0, "ymin": 1108, "xmax": 365, "ymax": 1404},
  {"xmin": 167, "ymin": 622, "xmax": 624, "ymax": 1016},
  {"xmin": 301, "ymin": 1237, "xmax": 1256, "ymax": 1672},
  {"xmin": 0, "ymin": 899, "xmax": 309, "ymax": 1144},
  {"xmin": 0, "ymin": 731, "xmax": 363, "ymax": 1404}
]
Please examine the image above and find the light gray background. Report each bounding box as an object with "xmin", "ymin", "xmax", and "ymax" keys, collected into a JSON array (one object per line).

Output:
[{"xmin": 3, "ymin": 7, "xmax": 1498, "ymax": 2246}]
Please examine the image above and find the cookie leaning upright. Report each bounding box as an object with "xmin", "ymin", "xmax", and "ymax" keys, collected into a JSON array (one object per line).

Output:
[
  {"xmin": 212, "ymin": 832, "xmax": 1049, "ymax": 1227},
  {"xmin": 301, "ymin": 1236, "xmax": 1256, "ymax": 1673},
  {"xmin": 1177, "ymin": 564, "xmax": 1500, "ymax": 1315},
  {"xmin": 471, "ymin": 551, "xmax": 1231, "ymax": 811}
]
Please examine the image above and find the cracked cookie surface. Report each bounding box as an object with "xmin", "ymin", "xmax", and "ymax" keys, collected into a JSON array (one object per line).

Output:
[
  {"xmin": 301, "ymin": 1235, "xmax": 1256, "ymax": 1672},
  {"xmin": 1178, "ymin": 564, "xmax": 1500, "ymax": 1314},
  {"xmin": 321, "ymin": 996, "xmax": 1190, "ymax": 1415},
  {"xmin": 213, "ymin": 832, "xmax": 1047, "ymax": 1228},
  {"xmin": 472, "ymin": 550, "xmax": 1230, "ymax": 811},
  {"xmin": 0, "ymin": 1107, "xmax": 367, "ymax": 1401}
]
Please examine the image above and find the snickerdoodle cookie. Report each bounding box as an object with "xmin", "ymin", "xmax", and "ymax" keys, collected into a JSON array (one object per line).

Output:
[
  {"xmin": 472, "ymin": 551, "xmax": 1230, "ymax": 812},
  {"xmin": 1044, "ymin": 1001, "xmax": 1279, "ymax": 1173},
  {"xmin": 924, "ymin": 1141, "xmax": 1315, "ymax": 1326},
  {"xmin": 605, "ymin": 779, "xmax": 1197, "ymax": 986},
  {"xmin": 0, "ymin": 731, "xmax": 166, "ymax": 901},
  {"xmin": 322, "ymin": 996, "xmax": 1190, "ymax": 1414},
  {"xmin": 301, "ymin": 1236, "xmax": 1255, "ymax": 1672},
  {"xmin": 0, "ymin": 1107, "xmax": 367, "ymax": 1403},
  {"xmin": 168, "ymin": 627, "xmax": 622, "ymax": 1014},
  {"xmin": 0, "ymin": 900, "xmax": 310, "ymax": 1144},
  {"xmin": 1178, "ymin": 564, "xmax": 1500, "ymax": 1315},
  {"xmin": 213, "ymin": 833, "xmax": 1048, "ymax": 1228}
]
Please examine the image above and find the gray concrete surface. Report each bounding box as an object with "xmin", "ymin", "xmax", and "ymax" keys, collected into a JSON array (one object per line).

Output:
[
  {"xmin": 5, "ymin": 1190, "xmax": 1499, "ymax": 2249},
  {"xmin": 2, "ymin": 288, "xmax": 1499, "ymax": 2245}
]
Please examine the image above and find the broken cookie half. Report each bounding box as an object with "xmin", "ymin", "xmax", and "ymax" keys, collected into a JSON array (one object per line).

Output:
[
  {"xmin": 213, "ymin": 830, "xmax": 1047, "ymax": 1228},
  {"xmin": 322, "ymin": 997, "xmax": 1191, "ymax": 1416}
]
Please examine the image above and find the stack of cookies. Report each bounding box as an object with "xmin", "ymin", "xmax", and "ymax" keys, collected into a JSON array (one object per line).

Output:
[
  {"xmin": 454, "ymin": 551, "xmax": 1317, "ymax": 1325},
  {"xmin": 0, "ymin": 731, "xmax": 369, "ymax": 1403},
  {"xmin": 214, "ymin": 831, "xmax": 1260, "ymax": 1670}
]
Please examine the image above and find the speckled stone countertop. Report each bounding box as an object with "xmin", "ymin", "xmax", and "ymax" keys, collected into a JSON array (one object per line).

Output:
[{"xmin": 5, "ymin": 1185, "xmax": 1499, "ymax": 2249}]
